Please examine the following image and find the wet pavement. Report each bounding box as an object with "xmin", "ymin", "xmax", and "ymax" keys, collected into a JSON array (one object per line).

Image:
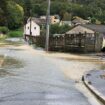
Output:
[{"xmin": 0, "ymin": 38, "xmax": 104, "ymax": 105}]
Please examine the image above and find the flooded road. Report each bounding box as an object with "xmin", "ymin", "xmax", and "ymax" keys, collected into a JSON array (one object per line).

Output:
[{"xmin": 0, "ymin": 39, "xmax": 104, "ymax": 105}]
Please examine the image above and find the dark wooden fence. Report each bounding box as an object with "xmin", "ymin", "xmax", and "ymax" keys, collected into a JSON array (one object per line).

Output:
[{"xmin": 25, "ymin": 33, "xmax": 103, "ymax": 52}]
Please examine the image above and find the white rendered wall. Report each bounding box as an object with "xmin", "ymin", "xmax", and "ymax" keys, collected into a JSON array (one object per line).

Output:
[
  {"xmin": 31, "ymin": 21, "xmax": 40, "ymax": 36},
  {"xmin": 24, "ymin": 21, "xmax": 40, "ymax": 36}
]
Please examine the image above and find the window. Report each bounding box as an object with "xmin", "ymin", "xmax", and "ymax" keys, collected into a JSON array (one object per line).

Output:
[{"xmin": 54, "ymin": 16, "xmax": 58, "ymax": 19}]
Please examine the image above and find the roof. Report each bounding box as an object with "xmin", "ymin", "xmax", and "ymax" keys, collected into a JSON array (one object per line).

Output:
[
  {"xmin": 81, "ymin": 24, "xmax": 105, "ymax": 34},
  {"xmin": 66, "ymin": 25, "xmax": 95, "ymax": 34},
  {"xmin": 72, "ymin": 17, "xmax": 89, "ymax": 24},
  {"xmin": 66, "ymin": 24, "xmax": 105, "ymax": 35},
  {"xmin": 27, "ymin": 17, "xmax": 46, "ymax": 25}
]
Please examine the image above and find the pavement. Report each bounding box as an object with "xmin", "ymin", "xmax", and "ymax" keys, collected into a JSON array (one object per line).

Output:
[{"xmin": 83, "ymin": 70, "xmax": 105, "ymax": 105}]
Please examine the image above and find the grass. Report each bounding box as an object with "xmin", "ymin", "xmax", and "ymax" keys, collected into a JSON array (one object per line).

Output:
[
  {"xmin": 0, "ymin": 36, "xmax": 7, "ymax": 42},
  {"xmin": 0, "ymin": 31, "xmax": 23, "ymax": 47},
  {"xmin": 8, "ymin": 29, "xmax": 23, "ymax": 37},
  {"xmin": 0, "ymin": 28, "xmax": 23, "ymax": 47}
]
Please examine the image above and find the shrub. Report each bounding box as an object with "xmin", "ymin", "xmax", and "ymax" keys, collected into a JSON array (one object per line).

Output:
[
  {"xmin": 0, "ymin": 26, "xmax": 9, "ymax": 34},
  {"xmin": 8, "ymin": 30, "xmax": 23, "ymax": 37}
]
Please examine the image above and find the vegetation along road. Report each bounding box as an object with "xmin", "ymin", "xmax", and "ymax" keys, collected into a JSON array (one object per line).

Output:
[{"xmin": 0, "ymin": 38, "xmax": 104, "ymax": 105}]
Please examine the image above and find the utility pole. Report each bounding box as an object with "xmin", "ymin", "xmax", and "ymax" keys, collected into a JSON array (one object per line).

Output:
[
  {"xmin": 30, "ymin": 9, "xmax": 32, "ymax": 36},
  {"xmin": 45, "ymin": 0, "xmax": 51, "ymax": 51},
  {"xmin": 28, "ymin": 9, "xmax": 32, "ymax": 44}
]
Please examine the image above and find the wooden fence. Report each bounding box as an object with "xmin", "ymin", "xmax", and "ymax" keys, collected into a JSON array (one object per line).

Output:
[{"xmin": 25, "ymin": 33, "xmax": 103, "ymax": 53}]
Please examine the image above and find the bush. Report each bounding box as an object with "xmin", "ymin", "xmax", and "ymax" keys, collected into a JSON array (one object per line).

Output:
[
  {"xmin": 0, "ymin": 26, "xmax": 9, "ymax": 34},
  {"xmin": 8, "ymin": 30, "xmax": 23, "ymax": 37}
]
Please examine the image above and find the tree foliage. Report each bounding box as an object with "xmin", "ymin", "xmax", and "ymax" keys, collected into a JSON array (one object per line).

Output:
[
  {"xmin": 7, "ymin": 1, "xmax": 24, "ymax": 29},
  {"xmin": 50, "ymin": 24, "xmax": 70, "ymax": 34},
  {"xmin": 0, "ymin": 0, "xmax": 24, "ymax": 29},
  {"xmin": 1, "ymin": 0, "xmax": 105, "ymax": 30}
]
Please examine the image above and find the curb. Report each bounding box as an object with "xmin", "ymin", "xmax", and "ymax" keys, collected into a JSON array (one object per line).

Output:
[{"xmin": 82, "ymin": 75, "xmax": 105, "ymax": 105}]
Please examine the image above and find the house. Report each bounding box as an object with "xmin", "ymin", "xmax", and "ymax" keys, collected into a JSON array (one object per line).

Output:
[
  {"xmin": 50, "ymin": 15, "xmax": 60, "ymax": 24},
  {"xmin": 40, "ymin": 15, "xmax": 60, "ymax": 24},
  {"xmin": 24, "ymin": 18, "xmax": 40, "ymax": 43},
  {"xmin": 24, "ymin": 17, "xmax": 41, "ymax": 43},
  {"xmin": 72, "ymin": 17, "xmax": 90, "ymax": 26},
  {"xmin": 65, "ymin": 24, "xmax": 105, "ymax": 52}
]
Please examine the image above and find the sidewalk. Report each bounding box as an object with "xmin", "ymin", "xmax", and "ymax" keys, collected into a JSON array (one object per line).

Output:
[{"xmin": 83, "ymin": 70, "xmax": 105, "ymax": 104}]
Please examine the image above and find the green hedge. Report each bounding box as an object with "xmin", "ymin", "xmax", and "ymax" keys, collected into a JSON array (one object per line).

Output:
[
  {"xmin": 8, "ymin": 30, "xmax": 23, "ymax": 37},
  {"xmin": 0, "ymin": 26, "xmax": 9, "ymax": 34}
]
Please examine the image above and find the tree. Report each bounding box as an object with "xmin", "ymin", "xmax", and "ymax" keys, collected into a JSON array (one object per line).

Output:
[
  {"xmin": 0, "ymin": 0, "xmax": 10, "ymax": 26},
  {"xmin": 7, "ymin": 1, "xmax": 24, "ymax": 29},
  {"xmin": 0, "ymin": 8, "xmax": 5, "ymax": 26},
  {"xmin": 63, "ymin": 12, "xmax": 72, "ymax": 21},
  {"xmin": 50, "ymin": 24, "xmax": 71, "ymax": 34},
  {"xmin": 23, "ymin": 0, "xmax": 32, "ymax": 23}
]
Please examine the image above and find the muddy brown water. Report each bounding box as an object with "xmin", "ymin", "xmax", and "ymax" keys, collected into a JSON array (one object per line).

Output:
[
  {"xmin": 0, "ymin": 55, "xmax": 24, "ymax": 77},
  {"xmin": 0, "ymin": 68, "xmax": 15, "ymax": 77},
  {"xmin": 0, "ymin": 39, "xmax": 23, "ymax": 47},
  {"xmin": 2, "ymin": 56, "xmax": 23, "ymax": 68},
  {"xmin": 62, "ymin": 57, "xmax": 105, "ymax": 70}
]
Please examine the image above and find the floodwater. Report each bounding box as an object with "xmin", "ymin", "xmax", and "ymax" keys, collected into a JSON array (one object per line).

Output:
[
  {"xmin": 0, "ymin": 38, "xmax": 23, "ymax": 47},
  {"xmin": 1, "ymin": 56, "xmax": 23, "ymax": 68},
  {"xmin": 0, "ymin": 38, "xmax": 104, "ymax": 105},
  {"xmin": 0, "ymin": 55, "xmax": 24, "ymax": 77},
  {"xmin": 47, "ymin": 54, "xmax": 105, "ymax": 80},
  {"xmin": 84, "ymin": 70, "xmax": 105, "ymax": 98},
  {"xmin": 0, "ymin": 68, "xmax": 14, "ymax": 77}
]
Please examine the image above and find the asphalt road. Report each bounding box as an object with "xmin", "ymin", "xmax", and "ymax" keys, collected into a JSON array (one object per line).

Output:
[{"xmin": 0, "ymin": 40, "xmax": 102, "ymax": 105}]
